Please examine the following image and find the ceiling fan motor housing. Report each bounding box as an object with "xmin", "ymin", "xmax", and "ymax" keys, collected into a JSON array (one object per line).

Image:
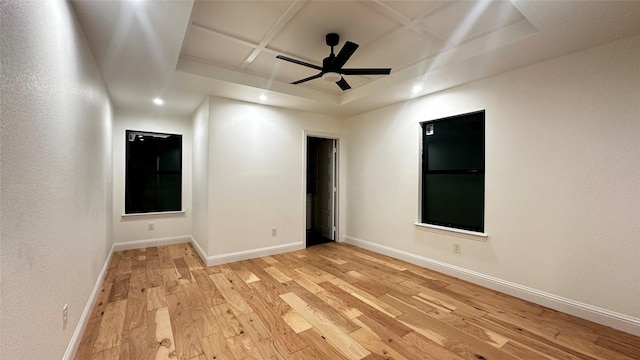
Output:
[
  {"xmin": 326, "ymin": 33, "xmax": 340, "ymax": 47},
  {"xmin": 323, "ymin": 55, "xmax": 336, "ymax": 71}
]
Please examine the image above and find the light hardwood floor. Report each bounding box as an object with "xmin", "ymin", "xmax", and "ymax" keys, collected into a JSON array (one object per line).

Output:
[{"xmin": 74, "ymin": 242, "xmax": 640, "ymax": 360}]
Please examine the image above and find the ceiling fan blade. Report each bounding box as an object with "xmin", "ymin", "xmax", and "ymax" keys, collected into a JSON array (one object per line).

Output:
[
  {"xmin": 336, "ymin": 77, "xmax": 351, "ymax": 91},
  {"xmin": 341, "ymin": 68, "xmax": 391, "ymax": 75},
  {"xmin": 291, "ymin": 73, "xmax": 323, "ymax": 85},
  {"xmin": 276, "ymin": 55, "xmax": 322, "ymax": 71},
  {"xmin": 332, "ymin": 41, "xmax": 359, "ymax": 69}
]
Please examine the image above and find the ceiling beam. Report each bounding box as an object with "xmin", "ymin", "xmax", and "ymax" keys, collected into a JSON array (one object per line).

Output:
[{"xmin": 239, "ymin": 0, "xmax": 308, "ymax": 70}]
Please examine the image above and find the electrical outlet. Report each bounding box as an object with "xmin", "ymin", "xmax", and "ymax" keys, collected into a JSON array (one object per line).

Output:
[
  {"xmin": 62, "ymin": 304, "xmax": 68, "ymax": 330},
  {"xmin": 271, "ymin": 227, "xmax": 277, "ymax": 236},
  {"xmin": 453, "ymin": 244, "xmax": 461, "ymax": 254},
  {"xmin": 148, "ymin": 222, "xmax": 155, "ymax": 230}
]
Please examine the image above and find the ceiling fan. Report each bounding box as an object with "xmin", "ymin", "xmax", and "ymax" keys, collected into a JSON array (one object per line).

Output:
[{"xmin": 276, "ymin": 33, "xmax": 391, "ymax": 91}]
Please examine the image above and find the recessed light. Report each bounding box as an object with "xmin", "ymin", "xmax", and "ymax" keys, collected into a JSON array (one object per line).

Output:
[
  {"xmin": 411, "ymin": 85, "xmax": 423, "ymax": 94},
  {"xmin": 153, "ymin": 98, "xmax": 164, "ymax": 105},
  {"xmin": 259, "ymin": 95, "xmax": 267, "ymax": 102}
]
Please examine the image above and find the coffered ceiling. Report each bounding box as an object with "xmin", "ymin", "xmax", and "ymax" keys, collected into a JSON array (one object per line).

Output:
[
  {"xmin": 71, "ymin": 0, "xmax": 640, "ymax": 117},
  {"xmin": 180, "ymin": 0, "xmax": 528, "ymax": 94}
]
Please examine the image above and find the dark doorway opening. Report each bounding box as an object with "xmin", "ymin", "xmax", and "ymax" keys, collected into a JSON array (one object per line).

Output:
[{"xmin": 306, "ymin": 136, "xmax": 337, "ymax": 247}]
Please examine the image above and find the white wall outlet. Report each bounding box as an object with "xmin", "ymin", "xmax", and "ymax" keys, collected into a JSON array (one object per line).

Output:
[
  {"xmin": 62, "ymin": 304, "xmax": 68, "ymax": 330},
  {"xmin": 271, "ymin": 227, "xmax": 277, "ymax": 236},
  {"xmin": 148, "ymin": 222, "xmax": 155, "ymax": 230},
  {"xmin": 453, "ymin": 243, "xmax": 461, "ymax": 254}
]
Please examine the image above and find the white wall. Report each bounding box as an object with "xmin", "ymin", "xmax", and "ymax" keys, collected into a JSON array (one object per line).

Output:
[
  {"xmin": 112, "ymin": 108, "xmax": 192, "ymax": 245},
  {"xmin": 206, "ymin": 97, "xmax": 345, "ymax": 257},
  {"xmin": 191, "ymin": 98, "xmax": 210, "ymax": 254},
  {"xmin": 0, "ymin": 1, "xmax": 113, "ymax": 358},
  {"xmin": 345, "ymin": 35, "xmax": 640, "ymax": 321}
]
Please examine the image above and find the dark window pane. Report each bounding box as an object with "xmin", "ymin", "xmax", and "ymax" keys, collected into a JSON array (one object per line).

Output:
[
  {"xmin": 423, "ymin": 174, "xmax": 484, "ymax": 232},
  {"xmin": 425, "ymin": 113, "xmax": 484, "ymax": 171},
  {"xmin": 157, "ymin": 174, "xmax": 181, "ymax": 210},
  {"xmin": 125, "ymin": 131, "xmax": 182, "ymax": 214}
]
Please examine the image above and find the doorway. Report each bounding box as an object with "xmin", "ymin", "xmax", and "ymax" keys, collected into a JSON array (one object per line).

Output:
[{"xmin": 306, "ymin": 136, "xmax": 337, "ymax": 247}]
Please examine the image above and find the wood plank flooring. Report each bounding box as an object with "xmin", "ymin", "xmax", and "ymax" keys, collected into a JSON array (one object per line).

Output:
[{"xmin": 75, "ymin": 242, "xmax": 640, "ymax": 360}]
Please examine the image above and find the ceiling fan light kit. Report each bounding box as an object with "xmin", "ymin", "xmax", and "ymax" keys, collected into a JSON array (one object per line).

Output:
[
  {"xmin": 322, "ymin": 72, "xmax": 342, "ymax": 82},
  {"xmin": 276, "ymin": 33, "xmax": 391, "ymax": 91}
]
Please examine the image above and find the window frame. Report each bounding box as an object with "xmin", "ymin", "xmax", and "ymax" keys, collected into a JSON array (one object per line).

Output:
[{"xmin": 420, "ymin": 110, "xmax": 486, "ymax": 234}]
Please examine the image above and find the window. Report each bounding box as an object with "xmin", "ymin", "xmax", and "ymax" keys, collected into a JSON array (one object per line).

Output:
[
  {"xmin": 125, "ymin": 130, "xmax": 182, "ymax": 214},
  {"xmin": 421, "ymin": 111, "xmax": 485, "ymax": 232}
]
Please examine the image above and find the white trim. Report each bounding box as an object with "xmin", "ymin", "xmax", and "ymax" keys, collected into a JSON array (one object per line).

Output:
[
  {"xmin": 343, "ymin": 235, "xmax": 640, "ymax": 336},
  {"xmin": 113, "ymin": 235, "xmax": 191, "ymax": 251},
  {"xmin": 187, "ymin": 236, "xmax": 303, "ymax": 268},
  {"xmin": 414, "ymin": 222, "xmax": 488, "ymax": 241},
  {"xmin": 204, "ymin": 242, "xmax": 305, "ymax": 266},
  {"xmin": 121, "ymin": 210, "xmax": 185, "ymax": 219},
  {"xmin": 62, "ymin": 244, "xmax": 115, "ymax": 360},
  {"xmin": 189, "ymin": 235, "xmax": 209, "ymax": 266}
]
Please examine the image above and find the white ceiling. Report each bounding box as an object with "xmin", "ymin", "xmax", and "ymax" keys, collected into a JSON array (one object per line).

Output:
[{"xmin": 71, "ymin": 0, "xmax": 640, "ymax": 117}]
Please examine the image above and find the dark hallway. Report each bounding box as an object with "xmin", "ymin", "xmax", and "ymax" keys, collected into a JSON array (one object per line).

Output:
[{"xmin": 306, "ymin": 137, "xmax": 336, "ymax": 247}]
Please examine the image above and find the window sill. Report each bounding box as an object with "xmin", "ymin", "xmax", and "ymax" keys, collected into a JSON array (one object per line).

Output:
[
  {"xmin": 414, "ymin": 222, "xmax": 488, "ymax": 241},
  {"xmin": 121, "ymin": 211, "xmax": 185, "ymax": 220}
]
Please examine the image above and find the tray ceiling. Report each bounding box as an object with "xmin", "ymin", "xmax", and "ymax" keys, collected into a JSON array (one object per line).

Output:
[
  {"xmin": 179, "ymin": 0, "xmax": 531, "ymax": 94},
  {"xmin": 71, "ymin": 0, "xmax": 640, "ymax": 117}
]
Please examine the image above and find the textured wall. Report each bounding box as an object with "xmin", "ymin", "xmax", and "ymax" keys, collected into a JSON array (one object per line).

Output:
[
  {"xmin": 112, "ymin": 108, "xmax": 192, "ymax": 244},
  {"xmin": 0, "ymin": 1, "xmax": 113, "ymax": 358},
  {"xmin": 206, "ymin": 97, "xmax": 345, "ymax": 256},
  {"xmin": 345, "ymin": 35, "xmax": 640, "ymax": 318}
]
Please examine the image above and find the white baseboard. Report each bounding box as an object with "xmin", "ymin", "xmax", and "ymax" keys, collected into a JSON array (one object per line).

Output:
[
  {"xmin": 187, "ymin": 236, "xmax": 304, "ymax": 267},
  {"xmin": 63, "ymin": 236, "xmax": 304, "ymax": 358},
  {"xmin": 112, "ymin": 235, "xmax": 192, "ymax": 251},
  {"xmin": 62, "ymin": 244, "xmax": 115, "ymax": 360},
  {"xmin": 343, "ymin": 235, "xmax": 640, "ymax": 336},
  {"xmin": 203, "ymin": 241, "xmax": 305, "ymax": 266},
  {"xmin": 64, "ymin": 235, "xmax": 191, "ymax": 357},
  {"xmin": 189, "ymin": 235, "xmax": 209, "ymax": 265}
]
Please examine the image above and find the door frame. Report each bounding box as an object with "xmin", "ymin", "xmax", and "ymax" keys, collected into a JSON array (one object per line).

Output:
[{"xmin": 303, "ymin": 130, "xmax": 341, "ymax": 247}]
